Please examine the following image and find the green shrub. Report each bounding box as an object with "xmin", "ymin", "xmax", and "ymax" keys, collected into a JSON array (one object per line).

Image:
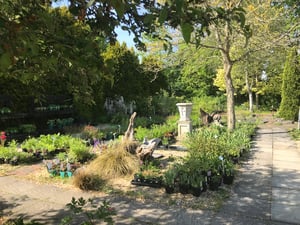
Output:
[
  {"xmin": 134, "ymin": 116, "xmax": 177, "ymax": 141},
  {"xmin": 68, "ymin": 138, "xmax": 93, "ymax": 163},
  {"xmin": 62, "ymin": 197, "xmax": 116, "ymax": 225},
  {"xmin": 192, "ymin": 96, "xmax": 226, "ymax": 114},
  {"xmin": 0, "ymin": 144, "xmax": 36, "ymax": 164},
  {"xmin": 290, "ymin": 128, "xmax": 300, "ymax": 140},
  {"xmin": 277, "ymin": 48, "xmax": 300, "ymax": 121},
  {"xmin": 21, "ymin": 138, "xmax": 40, "ymax": 152},
  {"xmin": 185, "ymin": 121, "xmax": 256, "ymax": 163}
]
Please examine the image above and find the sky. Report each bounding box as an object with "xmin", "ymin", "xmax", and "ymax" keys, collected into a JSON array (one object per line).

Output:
[
  {"xmin": 52, "ymin": 0, "xmax": 135, "ymax": 48},
  {"xmin": 115, "ymin": 27, "xmax": 135, "ymax": 49}
]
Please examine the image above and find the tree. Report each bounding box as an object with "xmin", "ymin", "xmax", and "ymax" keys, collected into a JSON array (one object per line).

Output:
[
  {"xmin": 102, "ymin": 42, "xmax": 167, "ymax": 115},
  {"xmin": 277, "ymin": 48, "xmax": 300, "ymax": 120},
  {"xmin": 185, "ymin": 0, "xmax": 251, "ymax": 130},
  {"xmin": 164, "ymin": 41, "xmax": 221, "ymax": 99},
  {"xmin": 0, "ymin": 2, "xmax": 108, "ymax": 117}
]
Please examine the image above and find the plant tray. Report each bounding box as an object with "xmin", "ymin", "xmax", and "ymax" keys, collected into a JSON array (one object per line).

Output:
[{"xmin": 131, "ymin": 180, "xmax": 162, "ymax": 188}]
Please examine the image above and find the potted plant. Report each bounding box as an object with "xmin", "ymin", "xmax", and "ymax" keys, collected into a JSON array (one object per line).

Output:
[
  {"xmin": 222, "ymin": 160, "xmax": 235, "ymax": 185},
  {"xmin": 163, "ymin": 168, "xmax": 177, "ymax": 194},
  {"xmin": 0, "ymin": 131, "xmax": 7, "ymax": 146},
  {"xmin": 209, "ymin": 173, "xmax": 222, "ymax": 191},
  {"xmin": 190, "ymin": 173, "xmax": 204, "ymax": 197},
  {"xmin": 66, "ymin": 162, "xmax": 73, "ymax": 177},
  {"xmin": 133, "ymin": 172, "xmax": 144, "ymax": 182},
  {"xmin": 177, "ymin": 169, "xmax": 190, "ymax": 195},
  {"xmin": 60, "ymin": 162, "xmax": 67, "ymax": 178}
]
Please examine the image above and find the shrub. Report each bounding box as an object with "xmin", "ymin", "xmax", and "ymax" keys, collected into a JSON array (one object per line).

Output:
[
  {"xmin": 68, "ymin": 138, "xmax": 94, "ymax": 163},
  {"xmin": 134, "ymin": 116, "xmax": 177, "ymax": 142},
  {"xmin": 277, "ymin": 48, "xmax": 300, "ymax": 121},
  {"xmin": 63, "ymin": 197, "xmax": 116, "ymax": 225},
  {"xmin": 88, "ymin": 141, "xmax": 140, "ymax": 179},
  {"xmin": 290, "ymin": 128, "xmax": 300, "ymax": 140},
  {"xmin": 81, "ymin": 125, "xmax": 105, "ymax": 140},
  {"xmin": 73, "ymin": 170, "xmax": 106, "ymax": 191},
  {"xmin": 192, "ymin": 96, "xmax": 226, "ymax": 114}
]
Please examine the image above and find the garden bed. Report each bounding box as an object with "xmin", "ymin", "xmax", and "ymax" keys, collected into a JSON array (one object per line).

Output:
[{"xmin": 0, "ymin": 148, "xmax": 232, "ymax": 211}]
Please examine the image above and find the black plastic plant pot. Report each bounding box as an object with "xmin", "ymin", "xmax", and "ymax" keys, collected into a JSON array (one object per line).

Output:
[
  {"xmin": 179, "ymin": 184, "xmax": 190, "ymax": 195},
  {"xmin": 165, "ymin": 185, "xmax": 175, "ymax": 194},
  {"xmin": 131, "ymin": 179, "xmax": 162, "ymax": 188},
  {"xmin": 202, "ymin": 182, "xmax": 208, "ymax": 192},
  {"xmin": 191, "ymin": 187, "xmax": 202, "ymax": 197},
  {"xmin": 209, "ymin": 176, "xmax": 222, "ymax": 191},
  {"xmin": 223, "ymin": 175, "xmax": 234, "ymax": 185},
  {"xmin": 209, "ymin": 183, "xmax": 219, "ymax": 191}
]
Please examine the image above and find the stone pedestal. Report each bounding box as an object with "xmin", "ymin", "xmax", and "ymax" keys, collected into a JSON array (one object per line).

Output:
[{"xmin": 176, "ymin": 103, "xmax": 193, "ymax": 140}]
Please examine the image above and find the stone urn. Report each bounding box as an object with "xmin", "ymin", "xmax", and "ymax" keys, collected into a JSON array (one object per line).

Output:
[{"xmin": 176, "ymin": 103, "xmax": 193, "ymax": 121}]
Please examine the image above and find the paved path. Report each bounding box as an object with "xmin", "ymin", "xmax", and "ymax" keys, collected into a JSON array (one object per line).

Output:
[{"xmin": 0, "ymin": 121, "xmax": 300, "ymax": 224}]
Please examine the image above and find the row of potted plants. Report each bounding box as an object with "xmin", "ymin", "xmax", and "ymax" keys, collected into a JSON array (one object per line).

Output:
[
  {"xmin": 0, "ymin": 134, "xmax": 95, "ymax": 167},
  {"xmin": 44, "ymin": 158, "xmax": 79, "ymax": 178},
  {"xmin": 131, "ymin": 160, "xmax": 164, "ymax": 188},
  {"xmin": 161, "ymin": 157, "xmax": 235, "ymax": 196},
  {"xmin": 34, "ymin": 104, "xmax": 73, "ymax": 112},
  {"xmin": 4, "ymin": 123, "xmax": 37, "ymax": 135},
  {"xmin": 47, "ymin": 117, "xmax": 74, "ymax": 130}
]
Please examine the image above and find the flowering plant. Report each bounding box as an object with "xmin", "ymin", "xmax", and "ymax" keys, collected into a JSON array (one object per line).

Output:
[
  {"xmin": 82, "ymin": 125, "xmax": 104, "ymax": 140},
  {"xmin": 0, "ymin": 131, "xmax": 7, "ymax": 146}
]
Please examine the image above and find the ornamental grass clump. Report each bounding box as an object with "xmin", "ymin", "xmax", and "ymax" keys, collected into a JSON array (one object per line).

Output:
[
  {"xmin": 88, "ymin": 140, "xmax": 140, "ymax": 179},
  {"xmin": 73, "ymin": 169, "xmax": 106, "ymax": 191}
]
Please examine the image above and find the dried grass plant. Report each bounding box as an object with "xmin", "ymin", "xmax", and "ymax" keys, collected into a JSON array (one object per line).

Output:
[
  {"xmin": 87, "ymin": 140, "xmax": 140, "ymax": 179},
  {"xmin": 73, "ymin": 169, "xmax": 106, "ymax": 191}
]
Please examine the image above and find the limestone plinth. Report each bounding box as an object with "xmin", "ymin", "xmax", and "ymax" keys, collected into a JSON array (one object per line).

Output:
[{"xmin": 176, "ymin": 103, "xmax": 193, "ymax": 140}]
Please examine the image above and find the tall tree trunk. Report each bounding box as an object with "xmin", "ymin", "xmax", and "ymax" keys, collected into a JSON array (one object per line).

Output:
[
  {"xmin": 215, "ymin": 19, "xmax": 236, "ymax": 131},
  {"xmin": 255, "ymin": 74, "xmax": 259, "ymax": 110},
  {"xmin": 255, "ymin": 93, "xmax": 259, "ymax": 110},
  {"xmin": 245, "ymin": 71, "xmax": 254, "ymax": 113},
  {"xmin": 224, "ymin": 60, "xmax": 235, "ymax": 131},
  {"xmin": 249, "ymin": 91, "xmax": 253, "ymax": 113}
]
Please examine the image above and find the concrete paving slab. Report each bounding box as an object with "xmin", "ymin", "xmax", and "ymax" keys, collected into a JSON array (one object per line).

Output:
[
  {"xmin": 272, "ymin": 203, "xmax": 300, "ymax": 224},
  {"xmin": 218, "ymin": 196, "xmax": 271, "ymax": 220},
  {"xmin": 272, "ymin": 172, "xmax": 300, "ymax": 189},
  {"xmin": 273, "ymin": 153, "xmax": 300, "ymax": 163},
  {"xmin": 272, "ymin": 188, "xmax": 300, "ymax": 206},
  {"xmin": 211, "ymin": 212, "xmax": 283, "ymax": 225},
  {"xmin": 273, "ymin": 161, "xmax": 300, "ymax": 170}
]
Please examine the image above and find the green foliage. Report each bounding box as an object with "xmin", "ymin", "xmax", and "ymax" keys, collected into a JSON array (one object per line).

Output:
[
  {"xmin": 278, "ymin": 48, "xmax": 300, "ymax": 120},
  {"xmin": 192, "ymin": 96, "xmax": 226, "ymax": 114},
  {"xmin": 2, "ymin": 217, "xmax": 42, "ymax": 225},
  {"xmin": 2, "ymin": 197, "xmax": 116, "ymax": 225},
  {"xmin": 67, "ymin": 138, "xmax": 93, "ymax": 163},
  {"xmin": 164, "ymin": 44, "xmax": 221, "ymax": 99},
  {"xmin": 61, "ymin": 197, "xmax": 116, "ymax": 225},
  {"xmin": 161, "ymin": 121, "xmax": 255, "ymax": 191},
  {"xmin": 20, "ymin": 134, "xmax": 93, "ymax": 163},
  {"xmin": 184, "ymin": 121, "xmax": 256, "ymax": 170},
  {"xmin": 0, "ymin": 2, "xmax": 108, "ymax": 117},
  {"xmin": 0, "ymin": 142, "xmax": 36, "ymax": 164},
  {"xmin": 102, "ymin": 42, "xmax": 148, "ymax": 101},
  {"xmin": 134, "ymin": 116, "xmax": 177, "ymax": 141},
  {"xmin": 163, "ymin": 166, "xmax": 177, "ymax": 187},
  {"xmin": 290, "ymin": 128, "xmax": 300, "ymax": 140},
  {"xmin": 81, "ymin": 125, "xmax": 105, "ymax": 140}
]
